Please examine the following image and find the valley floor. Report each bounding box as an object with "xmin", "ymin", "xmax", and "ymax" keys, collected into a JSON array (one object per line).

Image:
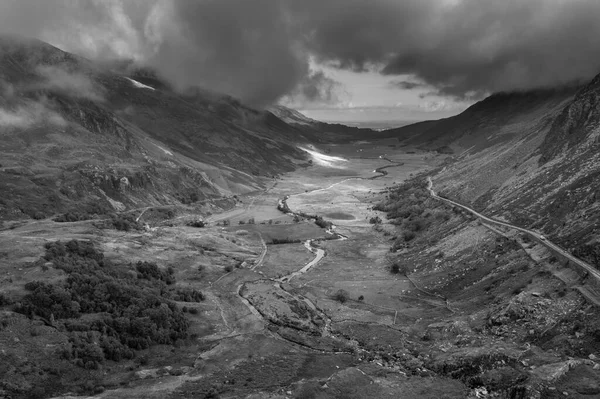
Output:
[{"xmin": 2, "ymin": 139, "xmax": 600, "ymax": 399}]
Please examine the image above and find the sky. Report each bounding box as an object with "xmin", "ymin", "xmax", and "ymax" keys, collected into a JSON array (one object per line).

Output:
[{"xmin": 1, "ymin": 0, "xmax": 600, "ymax": 125}]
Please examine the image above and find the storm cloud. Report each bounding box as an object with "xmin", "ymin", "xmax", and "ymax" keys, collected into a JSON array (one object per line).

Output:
[
  {"xmin": 388, "ymin": 80, "xmax": 427, "ymax": 90},
  {"xmin": 1, "ymin": 0, "xmax": 600, "ymax": 105}
]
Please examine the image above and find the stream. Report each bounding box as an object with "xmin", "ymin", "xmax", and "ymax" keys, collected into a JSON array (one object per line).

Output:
[{"xmin": 231, "ymin": 157, "xmax": 405, "ymax": 349}]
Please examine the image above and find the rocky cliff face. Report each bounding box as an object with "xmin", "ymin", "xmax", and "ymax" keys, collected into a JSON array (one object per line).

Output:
[{"xmin": 539, "ymin": 74, "xmax": 600, "ymax": 163}]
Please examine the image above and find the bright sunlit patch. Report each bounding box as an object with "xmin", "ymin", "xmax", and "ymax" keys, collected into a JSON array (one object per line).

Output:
[
  {"xmin": 125, "ymin": 77, "xmax": 155, "ymax": 90},
  {"xmin": 298, "ymin": 146, "xmax": 347, "ymax": 168}
]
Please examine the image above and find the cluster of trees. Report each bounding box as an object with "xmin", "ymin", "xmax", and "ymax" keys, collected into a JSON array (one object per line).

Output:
[
  {"xmin": 270, "ymin": 238, "xmax": 302, "ymax": 245},
  {"xmin": 334, "ymin": 289, "xmax": 349, "ymax": 303},
  {"xmin": 135, "ymin": 261, "xmax": 175, "ymax": 284},
  {"xmin": 186, "ymin": 220, "xmax": 205, "ymax": 228},
  {"xmin": 111, "ymin": 213, "xmax": 142, "ymax": 231},
  {"xmin": 369, "ymin": 216, "xmax": 382, "ymax": 224},
  {"xmin": 314, "ymin": 216, "xmax": 332, "ymax": 229},
  {"xmin": 172, "ymin": 288, "xmax": 205, "ymax": 302},
  {"xmin": 15, "ymin": 240, "xmax": 197, "ymax": 369},
  {"xmin": 53, "ymin": 203, "xmax": 111, "ymax": 223},
  {"xmin": 374, "ymin": 179, "xmax": 452, "ymax": 251},
  {"xmin": 54, "ymin": 212, "xmax": 95, "ymax": 223}
]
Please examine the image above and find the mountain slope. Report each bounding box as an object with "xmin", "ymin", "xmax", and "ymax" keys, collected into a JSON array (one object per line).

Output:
[
  {"xmin": 270, "ymin": 104, "xmax": 411, "ymax": 143},
  {"xmin": 412, "ymin": 75, "xmax": 600, "ymax": 269},
  {"xmin": 386, "ymin": 87, "xmax": 578, "ymax": 153},
  {"xmin": 0, "ymin": 37, "xmax": 316, "ymax": 220}
]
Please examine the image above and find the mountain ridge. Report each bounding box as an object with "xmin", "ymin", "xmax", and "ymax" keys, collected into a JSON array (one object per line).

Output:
[{"xmin": 0, "ymin": 37, "xmax": 335, "ymax": 221}]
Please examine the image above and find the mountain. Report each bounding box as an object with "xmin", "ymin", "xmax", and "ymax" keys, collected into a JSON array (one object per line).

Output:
[
  {"xmin": 270, "ymin": 104, "xmax": 411, "ymax": 143},
  {"xmin": 385, "ymin": 86, "xmax": 579, "ymax": 153},
  {"xmin": 398, "ymin": 75, "xmax": 600, "ymax": 268},
  {"xmin": 0, "ymin": 36, "xmax": 323, "ymax": 221},
  {"xmin": 268, "ymin": 105, "xmax": 318, "ymax": 126}
]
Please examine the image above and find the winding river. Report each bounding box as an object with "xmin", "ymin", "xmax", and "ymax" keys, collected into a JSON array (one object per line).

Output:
[{"xmin": 231, "ymin": 156, "xmax": 406, "ymax": 349}]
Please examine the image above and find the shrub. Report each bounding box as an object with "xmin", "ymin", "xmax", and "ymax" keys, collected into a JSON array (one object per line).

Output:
[
  {"xmin": 32, "ymin": 212, "xmax": 46, "ymax": 220},
  {"xmin": 334, "ymin": 289, "xmax": 349, "ymax": 303},
  {"xmin": 314, "ymin": 216, "xmax": 332, "ymax": 229},
  {"xmin": 369, "ymin": 216, "xmax": 382, "ymax": 224},
  {"xmin": 0, "ymin": 293, "xmax": 12, "ymax": 306},
  {"xmin": 187, "ymin": 220, "xmax": 205, "ymax": 228},
  {"xmin": 224, "ymin": 265, "xmax": 234, "ymax": 273},
  {"xmin": 54, "ymin": 212, "xmax": 91, "ymax": 223},
  {"xmin": 111, "ymin": 213, "xmax": 141, "ymax": 231},
  {"xmin": 270, "ymin": 238, "xmax": 301, "ymax": 245},
  {"xmin": 403, "ymin": 231, "xmax": 416, "ymax": 242},
  {"xmin": 173, "ymin": 288, "xmax": 205, "ymax": 302},
  {"xmin": 136, "ymin": 261, "xmax": 175, "ymax": 284},
  {"xmin": 391, "ymin": 263, "xmax": 408, "ymax": 275}
]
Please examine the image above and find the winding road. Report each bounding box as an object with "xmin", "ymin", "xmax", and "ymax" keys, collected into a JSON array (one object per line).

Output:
[{"xmin": 427, "ymin": 177, "xmax": 600, "ymax": 282}]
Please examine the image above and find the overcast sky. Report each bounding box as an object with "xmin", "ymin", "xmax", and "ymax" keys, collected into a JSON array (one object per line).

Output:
[{"xmin": 1, "ymin": 0, "xmax": 600, "ymax": 125}]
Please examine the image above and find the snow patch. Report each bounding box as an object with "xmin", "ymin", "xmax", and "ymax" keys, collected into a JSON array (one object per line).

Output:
[
  {"xmin": 125, "ymin": 77, "xmax": 155, "ymax": 91},
  {"xmin": 298, "ymin": 146, "xmax": 347, "ymax": 168}
]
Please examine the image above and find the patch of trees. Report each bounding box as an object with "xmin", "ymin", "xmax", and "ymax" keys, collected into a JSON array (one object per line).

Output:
[
  {"xmin": 54, "ymin": 203, "xmax": 112, "ymax": 223},
  {"xmin": 14, "ymin": 240, "xmax": 197, "ymax": 369},
  {"xmin": 172, "ymin": 288, "xmax": 205, "ymax": 302},
  {"xmin": 435, "ymin": 145, "xmax": 454, "ymax": 154},
  {"xmin": 54, "ymin": 212, "xmax": 94, "ymax": 223},
  {"xmin": 369, "ymin": 216, "xmax": 382, "ymax": 224},
  {"xmin": 390, "ymin": 263, "xmax": 409, "ymax": 275},
  {"xmin": 374, "ymin": 178, "xmax": 454, "ymax": 251},
  {"xmin": 270, "ymin": 238, "xmax": 302, "ymax": 245},
  {"xmin": 314, "ymin": 216, "xmax": 332, "ymax": 229},
  {"xmin": 110, "ymin": 213, "xmax": 142, "ymax": 231},
  {"xmin": 135, "ymin": 261, "xmax": 175, "ymax": 284},
  {"xmin": 186, "ymin": 220, "xmax": 205, "ymax": 228},
  {"xmin": 334, "ymin": 289, "xmax": 349, "ymax": 303}
]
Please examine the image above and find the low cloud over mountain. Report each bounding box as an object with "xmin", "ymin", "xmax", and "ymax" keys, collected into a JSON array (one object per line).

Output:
[{"xmin": 2, "ymin": 0, "xmax": 600, "ymax": 105}]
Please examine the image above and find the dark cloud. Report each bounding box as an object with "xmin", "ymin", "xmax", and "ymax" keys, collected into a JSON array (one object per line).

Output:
[
  {"xmin": 388, "ymin": 80, "xmax": 426, "ymax": 90},
  {"xmin": 2, "ymin": 0, "xmax": 600, "ymax": 105},
  {"xmin": 283, "ymin": 70, "xmax": 342, "ymax": 107},
  {"xmin": 376, "ymin": 0, "xmax": 600, "ymax": 98},
  {"xmin": 147, "ymin": 0, "xmax": 310, "ymax": 107},
  {"xmin": 290, "ymin": 0, "xmax": 600, "ymax": 99},
  {"xmin": 0, "ymin": 0, "xmax": 313, "ymax": 107}
]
